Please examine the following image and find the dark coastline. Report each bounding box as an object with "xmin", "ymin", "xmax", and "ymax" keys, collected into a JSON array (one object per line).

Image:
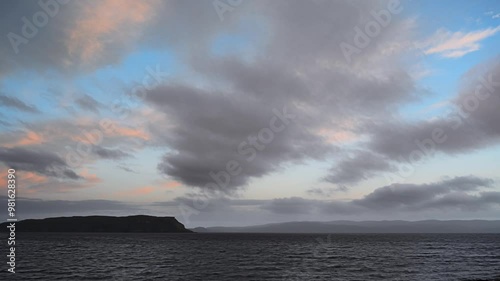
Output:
[{"xmin": 0, "ymin": 215, "xmax": 192, "ymax": 233}]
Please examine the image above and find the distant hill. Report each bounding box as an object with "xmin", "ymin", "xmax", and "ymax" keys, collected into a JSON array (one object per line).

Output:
[
  {"xmin": 0, "ymin": 215, "xmax": 192, "ymax": 233},
  {"xmin": 190, "ymin": 227, "xmax": 209, "ymax": 232},
  {"xmin": 198, "ymin": 220, "xmax": 500, "ymax": 233}
]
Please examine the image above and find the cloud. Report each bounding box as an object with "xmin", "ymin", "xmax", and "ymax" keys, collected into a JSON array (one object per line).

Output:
[
  {"xmin": 352, "ymin": 176, "xmax": 494, "ymax": 210},
  {"xmin": 148, "ymin": 176, "xmax": 499, "ymax": 226},
  {"xmin": 3, "ymin": 130, "xmax": 44, "ymax": 147},
  {"xmin": 307, "ymin": 186, "xmax": 348, "ymax": 197},
  {"xmin": 0, "ymin": 147, "xmax": 81, "ymax": 179},
  {"xmin": 0, "ymin": 0, "xmax": 235, "ymax": 75},
  {"xmin": 0, "ymin": 0, "xmax": 161, "ymax": 75},
  {"xmin": 261, "ymin": 197, "xmax": 315, "ymax": 215},
  {"xmin": 2, "ymin": 0, "xmax": 496, "ymax": 211},
  {"xmin": 163, "ymin": 181, "xmax": 181, "ymax": 188},
  {"xmin": 326, "ymin": 59, "xmax": 500, "ymax": 186},
  {"xmin": 0, "ymin": 196, "xmax": 143, "ymax": 220},
  {"xmin": 75, "ymin": 94, "xmax": 102, "ymax": 113},
  {"xmin": 116, "ymin": 186, "xmax": 156, "ymax": 197},
  {"xmin": 107, "ymin": 123, "xmax": 150, "ymax": 141},
  {"xmin": 0, "ymin": 169, "xmax": 47, "ymax": 195},
  {"xmin": 325, "ymin": 150, "xmax": 395, "ymax": 185},
  {"xmin": 400, "ymin": 60, "xmax": 500, "ymax": 151},
  {"xmin": 139, "ymin": 0, "xmax": 416, "ymax": 193},
  {"xmin": 146, "ymin": 83, "xmax": 334, "ymax": 192},
  {"xmin": 3, "ymin": 0, "xmax": 417, "ymax": 195},
  {"xmin": 0, "ymin": 115, "xmax": 154, "ymax": 193},
  {"xmin": 422, "ymin": 27, "xmax": 500, "ymax": 58},
  {"xmin": 0, "ymin": 1, "xmax": 416, "ymax": 196},
  {"xmin": 0, "ymin": 94, "xmax": 40, "ymax": 113},
  {"xmin": 80, "ymin": 168, "xmax": 102, "ymax": 184},
  {"xmin": 92, "ymin": 146, "xmax": 131, "ymax": 160},
  {"xmin": 268, "ymin": 176, "xmax": 498, "ymax": 215},
  {"xmin": 116, "ymin": 164, "xmax": 139, "ymax": 173},
  {"xmin": 66, "ymin": 0, "xmax": 158, "ymax": 65}
]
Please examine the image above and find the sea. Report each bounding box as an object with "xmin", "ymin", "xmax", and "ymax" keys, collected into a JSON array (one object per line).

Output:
[{"xmin": 1, "ymin": 233, "xmax": 499, "ymax": 280}]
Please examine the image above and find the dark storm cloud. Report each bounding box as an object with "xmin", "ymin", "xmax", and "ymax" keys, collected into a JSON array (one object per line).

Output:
[
  {"xmin": 0, "ymin": 94, "xmax": 40, "ymax": 113},
  {"xmin": 75, "ymin": 94, "xmax": 102, "ymax": 113},
  {"xmin": 0, "ymin": 147, "xmax": 81, "ymax": 179},
  {"xmin": 93, "ymin": 146, "xmax": 131, "ymax": 160}
]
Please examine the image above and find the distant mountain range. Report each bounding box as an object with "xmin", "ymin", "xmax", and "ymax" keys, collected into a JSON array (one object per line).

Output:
[
  {"xmin": 3, "ymin": 217, "xmax": 499, "ymax": 233},
  {"xmin": 0, "ymin": 215, "xmax": 192, "ymax": 233},
  {"xmin": 192, "ymin": 220, "xmax": 500, "ymax": 233}
]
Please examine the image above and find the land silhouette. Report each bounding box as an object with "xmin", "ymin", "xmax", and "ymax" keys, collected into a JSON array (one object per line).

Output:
[
  {"xmin": 193, "ymin": 220, "xmax": 500, "ymax": 233},
  {"xmin": 0, "ymin": 215, "xmax": 192, "ymax": 233}
]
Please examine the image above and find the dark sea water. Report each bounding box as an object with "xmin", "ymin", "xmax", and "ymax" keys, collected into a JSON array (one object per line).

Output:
[{"xmin": 1, "ymin": 233, "xmax": 499, "ymax": 280}]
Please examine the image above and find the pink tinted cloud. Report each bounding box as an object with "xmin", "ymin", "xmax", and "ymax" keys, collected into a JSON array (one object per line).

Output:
[
  {"xmin": 66, "ymin": 0, "xmax": 158, "ymax": 64},
  {"xmin": 423, "ymin": 26, "xmax": 500, "ymax": 58}
]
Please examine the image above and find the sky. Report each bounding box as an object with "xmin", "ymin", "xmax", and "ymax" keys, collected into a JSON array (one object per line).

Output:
[{"xmin": 0, "ymin": 0, "xmax": 499, "ymax": 227}]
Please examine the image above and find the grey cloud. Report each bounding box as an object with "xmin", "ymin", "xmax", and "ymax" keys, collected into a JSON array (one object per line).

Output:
[
  {"xmin": 5, "ymin": 0, "xmax": 482, "ymax": 197},
  {"xmin": 75, "ymin": 94, "xmax": 102, "ymax": 113},
  {"xmin": 420, "ymin": 191, "xmax": 500, "ymax": 211},
  {"xmin": 307, "ymin": 186, "xmax": 348, "ymax": 197},
  {"xmin": 0, "ymin": 0, "xmax": 78, "ymax": 75},
  {"xmin": 266, "ymin": 176, "xmax": 499, "ymax": 216},
  {"xmin": 147, "ymin": 84, "xmax": 333, "ymax": 192},
  {"xmin": 117, "ymin": 164, "xmax": 138, "ymax": 173},
  {"xmin": 143, "ymin": 0, "xmax": 416, "ymax": 192},
  {"xmin": 0, "ymin": 196, "xmax": 143, "ymax": 220},
  {"xmin": 352, "ymin": 176, "xmax": 494, "ymax": 210},
  {"xmin": 147, "ymin": 176, "xmax": 499, "ymax": 226},
  {"xmin": 194, "ymin": 176, "xmax": 496, "ymax": 215},
  {"xmin": 154, "ymin": 196, "xmax": 268, "ymax": 212},
  {"xmin": 0, "ymin": 119, "xmax": 11, "ymax": 127},
  {"xmin": 0, "ymin": 147, "xmax": 81, "ymax": 179},
  {"xmin": 3, "ymin": 118, "xmax": 147, "ymax": 169},
  {"xmin": 373, "ymin": 59, "xmax": 500, "ymax": 157},
  {"xmin": 325, "ymin": 151, "xmax": 395, "ymax": 185},
  {"xmin": 327, "ymin": 59, "xmax": 500, "ymax": 186},
  {"xmin": 1, "ymin": 0, "xmax": 418, "ymax": 193},
  {"xmin": 0, "ymin": 94, "xmax": 40, "ymax": 113},
  {"xmin": 93, "ymin": 146, "xmax": 131, "ymax": 160},
  {"xmin": 0, "ymin": 0, "xmax": 244, "ymax": 76},
  {"xmin": 261, "ymin": 197, "xmax": 315, "ymax": 215}
]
